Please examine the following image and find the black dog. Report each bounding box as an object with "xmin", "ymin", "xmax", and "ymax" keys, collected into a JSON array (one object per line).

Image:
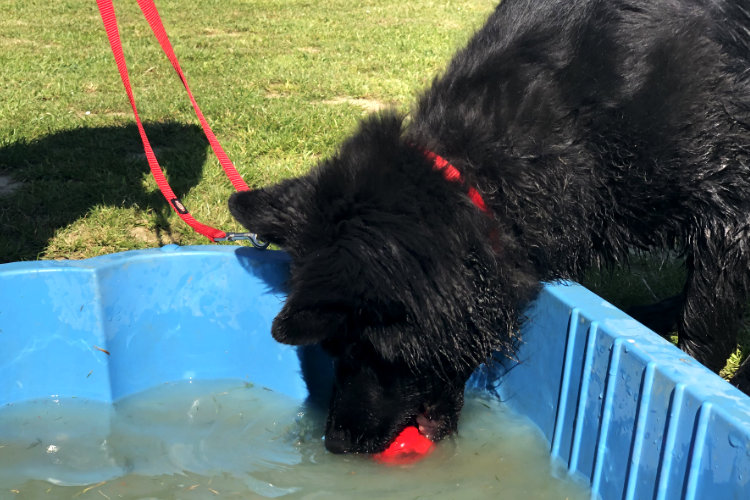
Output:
[{"xmin": 229, "ymin": 0, "xmax": 750, "ymax": 454}]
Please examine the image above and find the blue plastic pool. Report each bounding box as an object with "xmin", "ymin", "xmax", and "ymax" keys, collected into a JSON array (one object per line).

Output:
[{"xmin": 1, "ymin": 245, "xmax": 749, "ymax": 499}]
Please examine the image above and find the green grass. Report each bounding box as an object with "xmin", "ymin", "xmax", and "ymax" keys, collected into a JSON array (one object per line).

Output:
[
  {"xmin": 1, "ymin": 0, "xmax": 746, "ymax": 375},
  {"xmin": 0, "ymin": 0, "xmax": 496, "ymax": 260}
]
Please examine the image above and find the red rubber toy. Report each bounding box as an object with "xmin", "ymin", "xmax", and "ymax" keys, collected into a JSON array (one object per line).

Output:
[{"xmin": 373, "ymin": 426, "xmax": 435, "ymax": 465}]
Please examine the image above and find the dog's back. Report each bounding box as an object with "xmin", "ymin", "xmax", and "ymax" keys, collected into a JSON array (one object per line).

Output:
[
  {"xmin": 414, "ymin": 0, "xmax": 750, "ymax": 266},
  {"xmin": 411, "ymin": 0, "xmax": 750, "ymax": 274},
  {"xmin": 406, "ymin": 0, "xmax": 750, "ymax": 380}
]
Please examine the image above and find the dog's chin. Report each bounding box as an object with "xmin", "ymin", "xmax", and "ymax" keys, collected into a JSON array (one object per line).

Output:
[
  {"xmin": 415, "ymin": 413, "xmax": 447, "ymax": 441},
  {"xmin": 324, "ymin": 418, "xmax": 416, "ymax": 455},
  {"xmin": 324, "ymin": 408, "xmax": 452, "ymax": 455},
  {"xmin": 323, "ymin": 430, "xmax": 391, "ymax": 455}
]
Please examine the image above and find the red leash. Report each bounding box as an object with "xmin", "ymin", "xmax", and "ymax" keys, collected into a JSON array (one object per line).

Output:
[{"xmin": 96, "ymin": 0, "xmax": 266, "ymax": 246}]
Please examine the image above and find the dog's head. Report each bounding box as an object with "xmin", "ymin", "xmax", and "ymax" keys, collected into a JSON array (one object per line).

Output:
[{"xmin": 229, "ymin": 114, "xmax": 523, "ymax": 453}]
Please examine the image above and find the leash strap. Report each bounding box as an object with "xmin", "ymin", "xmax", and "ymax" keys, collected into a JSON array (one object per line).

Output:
[
  {"xmin": 96, "ymin": 0, "xmax": 261, "ymax": 244},
  {"xmin": 135, "ymin": 0, "xmax": 249, "ymax": 193}
]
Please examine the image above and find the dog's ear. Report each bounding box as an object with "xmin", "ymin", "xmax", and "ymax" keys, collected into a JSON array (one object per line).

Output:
[
  {"xmin": 228, "ymin": 176, "xmax": 314, "ymax": 248},
  {"xmin": 271, "ymin": 300, "xmax": 345, "ymax": 345}
]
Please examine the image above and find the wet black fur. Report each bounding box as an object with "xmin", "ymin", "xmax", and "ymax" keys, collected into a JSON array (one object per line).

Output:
[{"xmin": 230, "ymin": 0, "xmax": 750, "ymax": 454}]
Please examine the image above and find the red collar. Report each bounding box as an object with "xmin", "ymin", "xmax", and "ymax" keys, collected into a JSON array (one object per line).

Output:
[{"xmin": 422, "ymin": 150, "xmax": 488, "ymax": 213}]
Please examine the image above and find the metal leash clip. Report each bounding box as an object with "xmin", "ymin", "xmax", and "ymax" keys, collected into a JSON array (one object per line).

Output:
[{"xmin": 215, "ymin": 232, "xmax": 270, "ymax": 249}]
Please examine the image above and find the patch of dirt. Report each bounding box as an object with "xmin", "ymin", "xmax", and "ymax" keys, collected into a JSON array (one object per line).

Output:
[
  {"xmin": 130, "ymin": 227, "xmax": 177, "ymax": 246},
  {"xmin": 320, "ymin": 97, "xmax": 391, "ymax": 113},
  {"xmin": 202, "ymin": 28, "xmax": 247, "ymax": 38}
]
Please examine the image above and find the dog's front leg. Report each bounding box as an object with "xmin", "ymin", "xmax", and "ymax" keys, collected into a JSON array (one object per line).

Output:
[
  {"xmin": 627, "ymin": 295, "xmax": 683, "ymax": 337},
  {"xmin": 676, "ymin": 221, "xmax": 750, "ymax": 374}
]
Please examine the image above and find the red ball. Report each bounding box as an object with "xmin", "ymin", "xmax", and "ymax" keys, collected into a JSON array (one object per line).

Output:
[{"xmin": 373, "ymin": 426, "xmax": 435, "ymax": 465}]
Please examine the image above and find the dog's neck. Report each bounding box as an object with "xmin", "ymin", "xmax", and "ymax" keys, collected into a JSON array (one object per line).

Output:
[{"xmin": 420, "ymin": 149, "xmax": 488, "ymax": 213}]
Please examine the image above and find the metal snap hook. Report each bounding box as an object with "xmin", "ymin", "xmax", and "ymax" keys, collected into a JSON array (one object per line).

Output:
[{"xmin": 214, "ymin": 232, "xmax": 270, "ymax": 249}]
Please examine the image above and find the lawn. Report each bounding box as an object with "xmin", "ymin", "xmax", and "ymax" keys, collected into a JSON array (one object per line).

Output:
[
  {"xmin": 0, "ymin": 0, "xmax": 746, "ymax": 375},
  {"xmin": 0, "ymin": 0, "xmax": 496, "ymax": 261}
]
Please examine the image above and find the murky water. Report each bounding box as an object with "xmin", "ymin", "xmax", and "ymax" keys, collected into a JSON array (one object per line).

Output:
[{"xmin": 0, "ymin": 380, "xmax": 590, "ymax": 499}]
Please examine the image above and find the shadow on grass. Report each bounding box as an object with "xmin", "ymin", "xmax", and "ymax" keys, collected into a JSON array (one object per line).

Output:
[
  {"xmin": 0, "ymin": 122, "xmax": 208, "ymax": 263},
  {"xmin": 582, "ymin": 253, "xmax": 750, "ymax": 377}
]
